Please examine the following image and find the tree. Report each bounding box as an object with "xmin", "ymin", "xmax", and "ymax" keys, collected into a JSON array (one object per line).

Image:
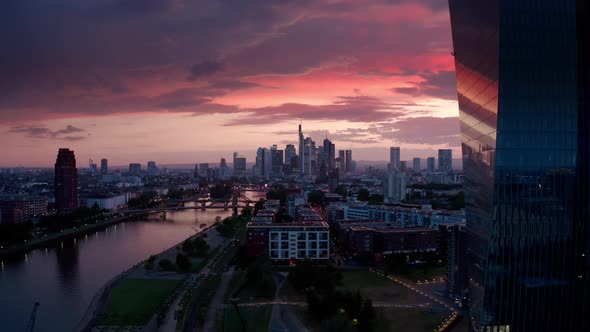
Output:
[
  {"xmin": 288, "ymin": 260, "xmax": 342, "ymax": 292},
  {"xmin": 176, "ymin": 253, "xmax": 192, "ymax": 272},
  {"xmin": 357, "ymin": 188, "xmax": 370, "ymax": 202},
  {"xmin": 254, "ymin": 199, "xmax": 266, "ymax": 215},
  {"xmin": 240, "ymin": 207, "xmax": 252, "ymax": 217},
  {"xmin": 210, "ymin": 183, "xmax": 232, "ymax": 199},
  {"xmin": 275, "ymin": 208, "xmax": 293, "ymax": 223},
  {"xmin": 335, "ymin": 185, "xmax": 348, "ymax": 198},
  {"xmin": 216, "ymin": 223, "xmax": 234, "ymax": 238},
  {"xmin": 159, "ymin": 259, "xmax": 176, "ymax": 271},
  {"xmin": 182, "ymin": 237, "xmax": 209, "ymax": 257},
  {"xmin": 367, "ymin": 194, "xmax": 384, "ymax": 205},
  {"xmin": 307, "ymin": 190, "xmax": 326, "ymax": 206}
]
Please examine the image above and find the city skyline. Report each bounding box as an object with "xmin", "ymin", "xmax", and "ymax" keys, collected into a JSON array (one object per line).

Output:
[{"xmin": 0, "ymin": 0, "xmax": 460, "ymax": 166}]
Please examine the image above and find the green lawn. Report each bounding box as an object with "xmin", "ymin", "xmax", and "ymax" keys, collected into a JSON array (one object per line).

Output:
[
  {"xmin": 376, "ymin": 308, "xmax": 450, "ymax": 332},
  {"xmin": 278, "ymin": 279, "xmax": 308, "ymax": 302},
  {"xmin": 340, "ymin": 270, "xmax": 422, "ymax": 304},
  {"xmin": 99, "ymin": 278, "xmax": 181, "ymax": 326},
  {"xmin": 397, "ymin": 265, "xmax": 447, "ymax": 282},
  {"xmin": 223, "ymin": 305, "xmax": 273, "ymax": 332}
]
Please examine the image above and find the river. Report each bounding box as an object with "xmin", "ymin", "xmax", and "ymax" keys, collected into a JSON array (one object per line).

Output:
[{"xmin": 0, "ymin": 204, "xmax": 245, "ymax": 332}]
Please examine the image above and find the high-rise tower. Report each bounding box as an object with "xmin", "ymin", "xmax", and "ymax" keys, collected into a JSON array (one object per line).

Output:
[
  {"xmin": 54, "ymin": 148, "xmax": 78, "ymax": 212},
  {"xmin": 298, "ymin": 123, "xmax": 305, "ymax": 176},
  {"xmin": 449, "ymin": 1, "xmax": 590, "ymax": 330},
  {"xmin": 390, "ymin": 147, "xmax": 401, "ymax": 171}
]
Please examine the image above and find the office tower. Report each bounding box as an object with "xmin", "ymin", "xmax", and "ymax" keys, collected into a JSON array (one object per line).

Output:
[
  {"xmin": 128, "ymin": 163, "xmax": 141, "ymax": 175},
  {"xmin": 337, "ymin": 150, "xmax": 345, "ymax": 176},
  {"xmin": 438, "ymin": 149, "xmax": 452, "ymax": 172},
  {"xmin": 426, "ymin": 157, "xmax": 435, "ymax": 173},
  {"xmin": 303, "ymin": 137, "xmax": 315, "ymax": 175},
  {"xmin": 345, "ymin": 150, "xmax": 352, "ymax": 173},
  {"xmin": 233, "ymin": 152, "xmax": 238, "ymax": 175},
  {"xmin": 263, "ymin": 148, "xmax": 271, "ymax": 177},
  {"xmin": 54, "ymin": 148, "xmax": 78, "ymax": 212},
  {"xmin": 147, "ymin": 161, "xmax": 158, "ymax": 175},
  {"xmin": 413, "ymin": 158, "xmax": 421, "ymax": 173},
  {"xmin": 271, "ymin": 147, "xmax": 284, "ymax": 176},
  {"xmin": 446, "ymin": 224, "xmax": 468, "ymax": 300},
  {"xmin": 390, "ymin": 147, "xmax": 401, "ymax": 171},
  {"xmin": 219, "ymin": 158, "xmax": 228, "ymax": 179},
  {"xmin": 194, "ymin": 164, "xmax": 199, "ymax": 179},
  {"xmin": 384, "ymin": 169, "xmax": 405, "ymax": 203},
  {"xmin": 449, "ymin": 1, "xmax": 589, "ymax": 330},
  {"xmin": 324, "ymin": 138, "xmax": 336, "ymax": 171},
  {"xmin": 400, "ymin": 160, "xmax": 407, "ymax": 172},
  {"xmin": 198, "ymin": 163, "xmax": 209, "ymax": 178},
  {"xmin": 284, "ymin": 144, "xmax": 296, "ymax": 165},
  {"xmin": 290, "ymin": 155, "xmax": 300, "ymax": 175},
  {"xmin": 234, "ymin": 155, "xmax": 246, "ymax": 177},
  {"xmin": 298, "ymin": 124, "xmax": 305, "ymax": 175},
  {"xmin": 89, "ymin": 159, "xmax": 98, "ymax": 175},
  {"xmin": 100, "ymin": 158, "xmax": 108, "ymax": 175},
  {"xmin": 256, "ymin": 147, "xmax": 271, "ymax": 177}
]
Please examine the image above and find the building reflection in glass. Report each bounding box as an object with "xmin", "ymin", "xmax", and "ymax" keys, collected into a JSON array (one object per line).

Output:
[{"xmin": 449, "ymin": 0, "xmax": 589, "ymax": 331}]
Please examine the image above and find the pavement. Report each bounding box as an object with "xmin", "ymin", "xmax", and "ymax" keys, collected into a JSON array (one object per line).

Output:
[
  {"xmin": 200, "ymin": 266, "xmax": 236, "ymax": 332},
  {"xmin": 369, "ymin": 269, "xmax": 462, "ymax": 332},
  {"xmin": 268, "ymin": 273, "xmax": 309, "ymax": 332}
]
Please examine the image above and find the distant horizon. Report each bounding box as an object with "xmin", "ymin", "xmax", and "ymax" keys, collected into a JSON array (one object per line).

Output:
[{"xmin": 1, "ymin": 158, "xmax": 464, "ymax": 170}]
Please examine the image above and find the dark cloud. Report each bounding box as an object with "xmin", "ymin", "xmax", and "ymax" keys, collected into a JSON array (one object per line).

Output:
[
  {"xmin": 152, "ymin": 88, "xmax": 213, "ymax": 109},
  {"xmin": 393, "ymin": 70, "xmax": 457, "ymax": 100},
  {"xmin": 9, "ymin": 124, "xmax": 88, "ymax": 140},
  {"xmin": 116, "ymin": 0, "xmax": 180, "ymax": 14},
  {"xmin": 187, "ymin": 59, "xmax": 225, "ymax": 81},
  {"xmin": 209, "ymin": 80, "xmax": 262, "ymax": 90},
  {"xmin": 221, "ymin": 95, "xmax": 414, "ymax": 126},
  {"xmin": 0, "ymin": 0, "xmax": 453, "ymax": 125}
]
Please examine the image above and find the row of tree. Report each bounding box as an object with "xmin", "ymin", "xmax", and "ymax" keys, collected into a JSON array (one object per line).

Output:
[{"xmin": 287, "ymin": 260, "xmax": 377, "ymax": 332}]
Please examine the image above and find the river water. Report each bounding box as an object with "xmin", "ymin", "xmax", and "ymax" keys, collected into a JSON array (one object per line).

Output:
[{"xmin": 0, "ymin": 206, "xmax": 237, "ymax": 332}]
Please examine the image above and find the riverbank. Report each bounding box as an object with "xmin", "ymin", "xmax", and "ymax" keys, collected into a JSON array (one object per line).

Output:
[
  {"xmin": 0, "ymin": 215, "xmax": 133, "ymax": 258},
  {"xmin": 75, "ymin": 220, "xmax": 227, "ymax": 332}
]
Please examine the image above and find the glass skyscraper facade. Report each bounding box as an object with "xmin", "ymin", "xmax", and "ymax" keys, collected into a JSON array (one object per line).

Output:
[{"xmin": 449, "ymin": 1, "xmax": 589, "ymax": 331}]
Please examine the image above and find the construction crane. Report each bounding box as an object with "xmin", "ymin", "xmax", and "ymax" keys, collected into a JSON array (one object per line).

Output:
[{"xmin": 24, "ymin": 302, "xmax": 40, "ymax": 332}]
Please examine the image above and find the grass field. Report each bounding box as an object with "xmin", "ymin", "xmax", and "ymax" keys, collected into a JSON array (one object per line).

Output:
[
  {"xmin": 398, "ymin": 265, "xmax": 447, "ymax": 282},
  {"xmin": 223, "ymin": 305, "xmax": 273, "ymax": 332},
  {"xmin": 99, "ymin": 278, "xmax": 181, "ymax": 326},
  {"xmin": 376, "ymin": 308, "xmax": 450, "ymax": 332},
  {"xmin": 339, "ymin": 270, "xmax": 422, "ymax": 304}
]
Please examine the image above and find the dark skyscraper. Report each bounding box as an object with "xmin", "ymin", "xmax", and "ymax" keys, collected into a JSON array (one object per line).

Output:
[
  {"xmin": 128, "ymin": 163, "xmax": 141, "ymax": 175},
  {"xmin": 271, "ymin": 147, "xmax": 284, "ymax": 176},
  {"xmin": 298, "ymin": 123, "xmax": 305, "ymax": 175},
  {"xmin": 438, "ymin": 149, "xmax": 452, "ymax": 172},
  {"xmin": 323, "ymin": 138, "xmax": 336, "ymax": 171},
  {"xmin": 449, "ymin": 1, "xmax": 589, "ymax": 331},
  {"xmin": 54, "ymin": 148, "xmax": 78, "ymax": 212},
  {"xmin": 390, "ymin": 147, "xmax": 401, "ymax": 171},
  {"xmin": 426, "ymin": 157, "xmax": 435, "ymax": 173},
  {"xmin": 100, "ymin": 158, "xmax": 108, "ymax": 175},
  {"xmin": 345, "ymin": 150, "xmax": 352, "ymax": 174},
  {"xmin": 234, "ymin": 155, "xmax": 247, "ymax": 177},
  {"xmin": 284, "ymin": 144, "xmax": 296, "ymax": 166}
]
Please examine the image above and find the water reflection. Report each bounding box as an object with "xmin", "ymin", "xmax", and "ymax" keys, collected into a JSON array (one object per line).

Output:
[
  {"xmin": 0, "ymin": 207, "xmax": 237, "ymax": 332},
  {"xmin": 55, "ymin": 239, "xmax": 80, "ymax": 297}
]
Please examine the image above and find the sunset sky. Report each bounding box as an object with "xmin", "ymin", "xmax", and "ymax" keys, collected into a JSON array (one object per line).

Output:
[{"xmin": 1, "ymin": 0, "xmax": 460, "ymax": 167}]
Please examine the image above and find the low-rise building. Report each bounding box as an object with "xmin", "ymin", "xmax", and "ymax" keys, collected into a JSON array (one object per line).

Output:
[
  {"xmin": 245, "ymin": 205, "xmax": 329, "ymax": 262},
  {"xmin": 246, "ymin": 221, "xmax": 330, "ymax": 261},
  {"xmin": 81, "ymin": 193, "xmax": 134, "ymax": 210},
  {"xmin": 0, "ymin": 195, "xmax": 48, "ymax": 224},
  {"xmin": 348, "ymin": 226, "xmax": 439, "ymax": 255}
]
